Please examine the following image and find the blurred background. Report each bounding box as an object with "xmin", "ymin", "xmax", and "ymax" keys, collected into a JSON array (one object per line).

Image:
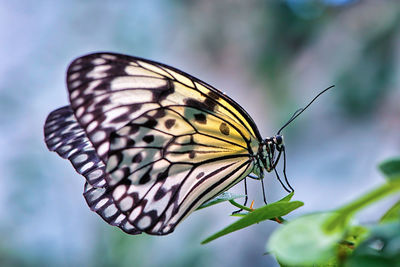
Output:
[{"xmin": 1, "ymin": 0, "xmax": 399, "ymax": 266}]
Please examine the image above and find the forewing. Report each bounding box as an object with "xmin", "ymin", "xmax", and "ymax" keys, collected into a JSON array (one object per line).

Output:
[{"xmin": 66, "ymin": 53, "xmax": 261, "ymax": 162}]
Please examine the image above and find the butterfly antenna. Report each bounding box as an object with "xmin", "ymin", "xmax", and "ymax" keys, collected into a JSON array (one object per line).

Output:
[{"xmin": 277, "ymin": 85, "xmax": 335, "ymax": 135}]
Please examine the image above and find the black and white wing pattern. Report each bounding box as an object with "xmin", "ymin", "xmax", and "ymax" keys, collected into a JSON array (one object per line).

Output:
[
  {"xmin": 44, "ymin": 106, "xmax": 140, "ymax": 234},
  {"xmin": 44, "ymin": 52, "xmax": 262, "ymax": 235}
]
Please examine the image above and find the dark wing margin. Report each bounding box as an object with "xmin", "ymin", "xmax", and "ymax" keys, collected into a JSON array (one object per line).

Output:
[
  {"xmin": 83, "ymin": 183, "xmax": 141, "ymax": 235},
  {"xmin": 44, "ymin": 106, "xmax": 142, "ymax": 235},
  {"xmin": 44, "ymin": 106, "xmax": 106, "ymax": 187}
]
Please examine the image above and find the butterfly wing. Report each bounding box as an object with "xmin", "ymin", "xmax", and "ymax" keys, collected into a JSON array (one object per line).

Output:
[
  {"xmin": 45, "ymin": 52, "xmax": 262, "ymax": 235},
  {"xmin": 44, "ymin": 106, "xmax": 141, "ymax": 234}
]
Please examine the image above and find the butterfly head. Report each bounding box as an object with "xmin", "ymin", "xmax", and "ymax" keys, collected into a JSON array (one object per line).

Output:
[
  {"xmin": 257, "ymin": 86, "xmax": 334, "ymax": 193},
  {"xmin": 259, "ymin": 135, "xmax": 284, "ymax": 172}
]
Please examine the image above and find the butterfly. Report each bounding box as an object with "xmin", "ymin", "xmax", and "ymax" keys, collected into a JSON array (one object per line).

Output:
[{"xmin": 44, "ymin": 52, "xmax": 332, "ymax": 235}]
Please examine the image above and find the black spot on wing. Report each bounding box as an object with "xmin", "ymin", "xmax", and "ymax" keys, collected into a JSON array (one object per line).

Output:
[
  {"xmin": 194, "ymin": 113, "xmax": 207, "ymax": 124},
  {"xmin": 219, "ymin": 122, "xmax": 230, "ymax": 135},
  {"xmin": 196, "ymin": 172, "xmax": 205, "ymax": 179},
  {"xmin": 204, "ymin": 98, "xmax": 217, "ymax": 111},
  {"xmin": 119, "ymin": 175, "xmax": 133, "ymax": 186},
  {"xmin": 207, "ymin": 91, "xmax": 220, "ymax": 100},
  {"xmin": 139, "ymin": 170, "xmax": 151, "ymax": 185},
  {"xmin": 153, "ymin": 109, "xmax": 166, "ymax": 118},
  {"xmin": 143, "ymin": 135, "xmax": 154, "ymax": 143},
  {"xmin": 143, "ymin": 118, "xmax": 157, "ymax": 128},
  {"xmin": 127, "ymin": 139, "xmax": 136, "ymax": 147},
  {"xmin": 184, "ymin": 98, "xmax": 216, "ymax": 112},
  {"xmin": 156, "ymin": 169, "xmax": 169, "ymax": 182},
  {"xmin": 132, "ymin": 153, "xmax": 143, "ymax": 163},
  {"xmin": 154, "ymin": 188, "xmax": 167, "ymax": 201},
  {"xmin": 164, "ymin": 119, "xmax": 175, "ymax": 129}
]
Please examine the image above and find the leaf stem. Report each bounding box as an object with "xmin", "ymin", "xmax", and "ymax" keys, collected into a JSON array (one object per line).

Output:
[{"xmin": 324, "ymin": 179, "xmax": 400, "ymax": 232}]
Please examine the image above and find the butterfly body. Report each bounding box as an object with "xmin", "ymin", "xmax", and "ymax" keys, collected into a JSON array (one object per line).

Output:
[{"xmin": 44, "ymin": 53, "xmax": 283, "ymax": 235}]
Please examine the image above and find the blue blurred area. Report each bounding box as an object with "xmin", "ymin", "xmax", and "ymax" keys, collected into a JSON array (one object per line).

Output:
[{"xmin": 1, "ymin": 1, "xmax": 399, "ymax": 266}]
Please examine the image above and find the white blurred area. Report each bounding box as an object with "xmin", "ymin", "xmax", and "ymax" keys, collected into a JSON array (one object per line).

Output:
[{"xmin": 0, "ymin": 0, "xmax": 399, "ymax": 266}]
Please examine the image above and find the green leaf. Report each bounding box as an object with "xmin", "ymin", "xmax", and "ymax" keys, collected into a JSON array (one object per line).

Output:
[
  {"xmin": 380, "ymin": 199, "xmax": 400, "ymax": 224},
  {"xmin": 228, "ymin": 192, "xmax": 294, "ymax": 214},
  {"xmin": 346, "ymin": 222, "xmax": 400, "ymax": 267},
  {"xmin": 324, "ymin": 179, "xmax": 400, "ymax": 233},
  {"xmin": 267, "ymin": 179, "xmax": 400, "ymax": 265},
  {"xmin": 196, "ymin": 192, "xmax": 245, "ymax": 210},
  {"xmin": 201, "ymin": 201, "xmax": 303, "ymax": 244},
  {"xmin": 379, "ymin": 157, "xmax": 400, "ymax": 180},
  {"xmin": 230, "ymin": 212, "xmax": 247, "ymax": 217},
  {"xmin": 268, "ymin": 213, "xmax": 343, "ymax": 265},
  {"xmin": 278, "ymin": 192, "xmax": 294, "ymax": 202},
  {"xmin": 345, "ymin": 256, "xmax": 396, "ymax": 267},
  {"xmin": 228, "ymin": 199, "xmax": 253, "ymax": 212}
]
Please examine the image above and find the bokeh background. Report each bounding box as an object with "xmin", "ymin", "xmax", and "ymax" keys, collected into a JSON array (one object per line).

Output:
[{"xmin": 1, "ymin": 0, "xmax": 400, "ymax": 266}]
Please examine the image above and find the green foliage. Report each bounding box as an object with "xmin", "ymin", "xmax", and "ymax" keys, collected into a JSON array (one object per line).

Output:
[
  {"xmin": 202, "ymin": 200, "xmax": 303, "ymax": 244},
  {"xmin": 200, "ymin": 157, "xmax": 400, "ymax": 266},
  {"xmin": 268, "ymin": 212, "xmax": 343, "ymax": 265},
  {"xmin": 323, "ymin": 178, "xmax": 400, "ymax": 233},
  {"xmin": 200, "ymin": 193, "xmax": 302, "ymax": 244},
  {"xmin": 380, "ymin": 200, "xmax": 400, "ymax": 223},
  {"xmin": 346, "ymin": 222, "xmax": 400, "ymax": 267},
  {"xmin": 268, "ymin": 156, "xmax": 400, "ymax": 266},
  {"xmin": 379, "ymin": 157, "xmax": 400, "ymax": 179}
]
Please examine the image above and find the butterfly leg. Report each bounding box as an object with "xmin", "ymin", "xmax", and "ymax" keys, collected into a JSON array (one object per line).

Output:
[
  {"xmin": 282, "ymin": 147, "xmax": 294, "ymax": 192},
  {"xmin": 260, "ymin": 175, "xmax": 268, "ymax": 205},
  {"xmin": 232, "ymin": 177, "xmax": 248, "ymax": 214},
  {"xmin": 247, "ymin": 173, "xmax": 269, "ymax": 205},
  {"xmin": 268, "ymin": 149, "xmax": 291, "ymax": 193}
]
